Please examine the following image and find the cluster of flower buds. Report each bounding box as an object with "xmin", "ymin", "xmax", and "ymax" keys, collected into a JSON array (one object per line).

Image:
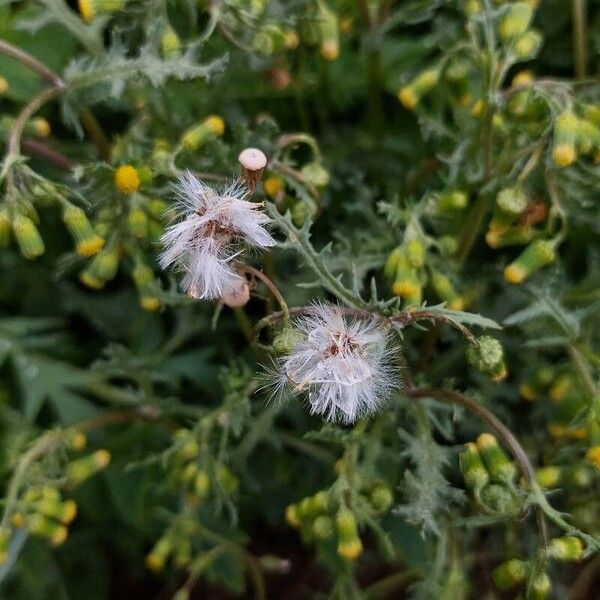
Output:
[
  {"xmin": 299, "ymin": 0, "xmax": 340, "ymax": 61},
  {"xmin": 285, "ymin": 480, "xmax": 393, "ymax": 561},
  {"xmin": 166, "ymin": 428, "xmax": 238, "ymax": 506},
  {"xmin": 465, "ymin": 335, "xmax": 507, "ymax": 381},
  {"xmin": 493, "ymin": 535, "xmax": 583, "ymax": 598},
  {"xmin": 145, "ymin": 517, "xmax": 196, "ymax": 572},
  {"xmin": 496, "ymin": 2, "xmax": 541, "ymax": 59},
  {"xmin": 0, "ymin": 432, "xmax": 108, "ymax": 563},
  {"xmin": 384, "ymin": 239, "xmax": 428, "ymax": 306},
  {"xmin": 77, "ymin": 0, "xmax": 126, "ymax": 23},
  {"xmin": 460, "ymin": 434, "xmax": 520, "ymax": 513}
]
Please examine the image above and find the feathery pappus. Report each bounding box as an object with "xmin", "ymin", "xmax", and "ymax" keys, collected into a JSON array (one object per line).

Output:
[{"xmin": 159, "ymin": 171, "xmax": 275, "ymax": 299}]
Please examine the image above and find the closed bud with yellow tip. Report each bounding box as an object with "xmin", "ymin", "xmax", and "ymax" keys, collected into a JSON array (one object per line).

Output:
[
  {"xmin": 62, "ymin": 206, "xmax": 104, "ymax": 257},
  {"xmin": 460, "ymin": 442, "xmax": 489, "ymax": 493},
  {"xmin": 180, "ymin": 115, "xmax": 225, "ymax": 150},
  {"xmin": 504, "ymin": 239, "xmax": 556, "ymax": 284},
  {"xmin": 548, "ymin": 536, "xmax": 584, "ymax": 562},
  {"xmin": 398, "ymin": 67, "xmax": 440, "ymax": 110},
  {"xmin": 476, "ymin": 433, "xmax": 516, "ymax": 482},
  {"xmin": 13, "ymin": 214, "xmax": 44, "ymax": 259},
  {"xmin": 336, "ymin": 509, "xmax": 362, "ymax": 560},
  {"xmin": 552, "ymin": 110, "xmax": 578, "ymax": 167},
  {"xmin": 492, "ymin": 558, "xmax": 527, "ymax": 590},
  {"xmin": 499, "ymin": 2, "xmax": 534, "ymax": 41}
]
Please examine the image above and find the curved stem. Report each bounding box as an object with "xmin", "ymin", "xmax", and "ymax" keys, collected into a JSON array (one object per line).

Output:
[
  {"xmin": 240, "ymin": 264, "xmax": 290, "ymax": 321},
  {"xmin": 0, "ymin": 40, "xmax": 66, "ymax": 89},
  {"xmin": 405, "ymin": 386, "xmax": 549, "ymax": 550}
]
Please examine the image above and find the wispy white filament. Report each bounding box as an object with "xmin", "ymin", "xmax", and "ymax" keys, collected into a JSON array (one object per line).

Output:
[
  {"xmin": 159, "ymin": 172, "xmax": 275, "ymax": 299},
  {"xmin": 273, "ymin": 304, "xmax": 399, "ymax": 424}
]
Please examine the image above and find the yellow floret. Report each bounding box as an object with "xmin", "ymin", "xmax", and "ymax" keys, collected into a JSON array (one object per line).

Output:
[
  {"xmin": 140, "ymin": 296, "xmax": 161, "ymax": 311},
  {"xmin": 585, "ymin": 446, "xmax": 600, "ymax": 469},
  {"xmin": 552, "ymin": 144, "xmax": 577, "ymax": 167},
  {"xmin": 337, "ymin": 539, "xmax": 363, "ymax": 560},
  {"xmin": 504, "ymin": 264, "xmax": 526, "ymax": 284},
  {"xmin": 398, "ymin": 86, "xmax": 417, "ymax": 110},
  {"xmin": 204, "ymin": 115, "xmax": 225, "ymax": 136},
  {"xmin": 114, "ymin": 165, "xmax": 140, "ymax": 194},
  {"xmin": 77, "ymin": 0, "xmax": 94, "ymax": 22}
]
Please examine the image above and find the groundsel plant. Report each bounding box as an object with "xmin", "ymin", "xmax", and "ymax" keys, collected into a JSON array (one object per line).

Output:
[
  {"xmin": 271, "ymin": 304, "xmax": 399, "ymax": 424},
  {"xmin": 159, "ymin": 171, "xmax": 275, "ymax": 300}
]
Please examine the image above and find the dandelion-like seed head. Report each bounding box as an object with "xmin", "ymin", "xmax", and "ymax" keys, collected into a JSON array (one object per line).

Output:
[
  {"xmin": 159, "ymin": 172, "xmax": 275, "ymax": 300},
  {"xmin": 272, "ymin": 304, "xmax": 399, "ymax": 424}
]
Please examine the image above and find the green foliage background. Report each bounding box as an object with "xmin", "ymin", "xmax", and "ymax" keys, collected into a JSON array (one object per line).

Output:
[{"xmin": 0, "ymin": 0, "xmax": 599, "ymax": 598}]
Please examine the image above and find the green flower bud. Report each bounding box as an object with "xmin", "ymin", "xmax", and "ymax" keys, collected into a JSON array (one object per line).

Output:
[
  {"xmin": 499, "ymin": 2, "xmax": 534, "ymax": 41},
  {"xmin": 63, "ymin": 206, "xmax": 104, "ymax": 257},
  {"xmin": 496, "ymin": 186, "xmax": 528, "ymax": 216},
  {"xmin": 492, "ymin": 558, "xmax": 527, "ymax": 590},
  {"xmin": 476, "ymin": 433, "xmax": 517, "ymax": 483},
  {"xmin": 384, "ymin": 246, "xmax": 405, "ymax": 280},
  {"xmin": 216, "ymin": 464, "xmax": 238, "ymax": 494},
  {"xmin": 66, "ymin": 449, "xmax": 111, "ymax": 487},
  {"xmin": 13, "ymin": 214, "xmax": 44, "ymax": 259},
  {"xmin": 300, "ymin": 162, "xmax": 329, "ymax": 188},
  {"xmin": 552, "ymin": 110, "xmax": 578, "ymax": 167},
  {"xmin": 180, "ymin": 115, "xmax": 225, "ymax": 150},
  {"xmin": 161, "ymin": 25, "xmax": 181, "ymax": 58},
  {"xmin": 548, "ymin": 536, "xmax": 584, "ymax": 562},
  {"xmin": 336, "ymin": 509, "xmax": 362, "ymax": 560},
  {"xmin": 438, "ymin": 235, "xmax": 458, "ymax": 257},
  {"xmin": 80, "ymin": 246, "xmax": 120, "ymax": 289},
  {"xmin": 514, "ymin": 29, "xmax": 542, "ymax": 59},
  {"xmin": 252, "ymin": 23, "xmax": 289, "ymax": 55},
  {"xmin": 272, "ymin": 326, "xmax": 305, "ymax": 355},
  {"xmin": 504, "ymin": 239, "xmax": 556, "ymax": 284},
  {"xmin": 27, "ymin": 513, "xmax": 69, "ymax": 546},
  {"xmin": 313, "ymin": 515, "xmax": 334, "ymax": 539},
  {"xmin": 438, "ymin": 190, "xmax": 469, "ymax": 212},
  {"xmin": 530, "ymin": 572, "xmax": 551, "ymax": 600},
  {"xmin": 132, "ymin": 262, "xmax": 160, "ymax": 311},
  {"xmin": 259, "ymin": 554, "xmax": 292, "ymax": 574},
  {"xmin": 370, "ymin": 485, "xmax": 394, "ymax": 512},
  {"xmin": 485, "ymin": 226, "xmax": 534, "ymax": 249},
  {"xmin": 194, "ymin": 470, "xmax": 210, "ymax": 499},
  {"xmin": 480, "ymin": 483, "xmax": 519, "ymax": 513},
  {"xmin": 291, "ymin": 201, "xmax": 314, "ymax": 227},
  {"xmin": 535, "ymin": 466, "xmax": 561, "ymax": 488},
  {"xmin": 404, "ymin": 239, "xmax": 425, "ymax": 268},
  {"xmin": 466, "ymin": 336, "xmax": 507, "ymax": 381},
  {"xmin": 148, "ymin": 198, "xmax": 168, "ymax": 219},
  {"xmin": 128, "ymin": 207, "xmax": 149, "ymax": 238},
  {"xmin": 398, "ymin": 67, "xmax": 440, "ymax": 110},
  {"xmin": 146, "ymin": 535, "xmax": 172, "ymax": 571},
  {"xmin": 459, "ymin": 442, "xmax": 489, "ymax": 493},
  {"xmin": 0, "ymin": 528, "xmax": 10, "ymax": 563},
  {"xmin": 431, "ymin": 272, "xmax": 463, "ymax": 311}
]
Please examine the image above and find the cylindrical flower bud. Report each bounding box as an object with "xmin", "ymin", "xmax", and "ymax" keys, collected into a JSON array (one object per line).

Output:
[
  {"xmin": 476, "ymin": 433, "xmax": 516, "ymax": 483},
  {"xmin": 146, "ymin": 536, "xmax": 172, "ymax": 571},
  {"xmin": 491, "ymin": 558, "xmax": 527, "ymax": 590},
  {"xmin": 459, "ymin": 442, "xmax": 489, "ymax": 493},
  {"xmin": 498, "ymin": 2, "xmax": 534, "ymax": 41},
  {"xmin": 66, "ymin": 449, "xmax": 111, "ymax": 487},
  {"xmin": 80, "ymin": 246, "xmax": 120, "ymax": 289},
  {"xmin": 384, "ymin": 246, "xmax": 405, "ymax": 280},
  {"xmin": 398, "ymin": 67, "xmax": 440, "ymax": 110},
  {"xmin": 466, "ymin": 336, "xmax": 507, "ymax": 381},
  {"xmin": 238, "ymin": 147, "xmax": 268, "ymax": 191},
  {"xmin": 62, "ymin": 206, "xmax": 104, "ymax": 256},
  {"xmin": 336, "ymin": 509, "xmax": 362, "ymax": 560},
  {"xmin": 431, "ymin": 272, "xmax": 463, "ymax": 311},
  {"xmin": 438, "ymin": 190, "xmax": 469, "ymax": 212},
  {"xmin": 180, "ymin": 115, "xmax": 225, "ymax": 150},
  {"xmin": 485, "ymin": 226, "xmax": 534, "ymax": 249},
  {"xmin": 504, "ymin": 239, "xmax": 556, "ymax": 284},
  {"xmin": 552, "ymin": 110, "xmax": 578, "ymax": 167},
  {"xmin": 194, "ymin": 470, "xmax": 210, "ymax": 500},
  {"xmin": 404, "ymin": 239, "xmax": 425, "ymax": 268},
  {"xmin": 13, "ymin": 214, "xmax": 44, "ymax": 259},
  {"xmin": 548, "ymin": 536, "xmax": 584, "ymax": 562},
  {"xmin": 285, "ymin": 504, "xmax": 301, "ymax": 528}
]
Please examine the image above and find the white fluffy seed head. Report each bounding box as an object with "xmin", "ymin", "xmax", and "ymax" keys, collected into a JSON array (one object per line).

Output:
[
  {"xmin": 159, "ymin": 171, "xmax": 275, "ymax": 300},
  {"xmin": 270, "ymin": 303, "xmax": 400, "ymax": 424}
]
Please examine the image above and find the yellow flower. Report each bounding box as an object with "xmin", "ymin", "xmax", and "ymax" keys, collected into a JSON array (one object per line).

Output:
[
  {"xmin": 204, "ymin": 115, "xmax": 225, "ymax": 137},
  {"xmin": 114, "ymin": 165, "xmax": 140, "ymax": 194},
  {"xmin": 585, "ymin": 446, "xmax": 600, "ymax": 469},
  {"xmin": 552, "ymin": 144, "xmax": 577, "ymax": 167}
]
